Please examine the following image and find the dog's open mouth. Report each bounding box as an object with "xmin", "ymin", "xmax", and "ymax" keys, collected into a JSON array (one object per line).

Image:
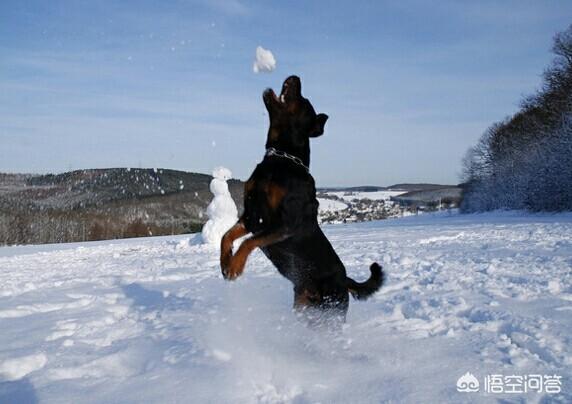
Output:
[
  {"xmin": 263, "ymin": 88, "xmax": 281, "ymax": 105},
  {"xmin": 263, "ymin": 75, "xmax": 302, "ymax": 111}
]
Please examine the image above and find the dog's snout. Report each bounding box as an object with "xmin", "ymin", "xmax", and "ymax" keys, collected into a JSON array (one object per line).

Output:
[{"xmin": 263, "ymin": 88, "xmax": 274, "ymax": 98}]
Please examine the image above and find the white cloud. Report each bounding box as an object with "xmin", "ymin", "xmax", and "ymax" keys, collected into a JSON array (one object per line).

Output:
[{"xmin": 253, "ymin": 46, "xmax": 276, "ymax": 73}]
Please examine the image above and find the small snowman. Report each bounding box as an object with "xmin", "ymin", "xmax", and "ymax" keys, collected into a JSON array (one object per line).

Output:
[{"xmin": 201, "ymin": 167, "xmax": 238, "ymax": 245}]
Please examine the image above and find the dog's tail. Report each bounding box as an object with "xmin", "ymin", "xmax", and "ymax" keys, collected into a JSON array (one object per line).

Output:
[{"xmin": 346, "ymin": 263, "xmax": 384, "ymax": 300}]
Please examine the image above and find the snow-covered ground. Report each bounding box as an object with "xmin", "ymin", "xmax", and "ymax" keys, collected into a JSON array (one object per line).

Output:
[{"xmin": 1, "ymin": 211, "xmax": 571, "ymax": 403}]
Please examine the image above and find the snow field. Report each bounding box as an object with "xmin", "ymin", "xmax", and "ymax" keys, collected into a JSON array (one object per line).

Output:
[{"xmin": 0, "ymin": 211, "xmax": 571, "ymax": 403}]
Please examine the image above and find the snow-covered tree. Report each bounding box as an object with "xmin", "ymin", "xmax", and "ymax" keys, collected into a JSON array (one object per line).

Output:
[{"xmin": 461, "ymin": 24, "xmax": 572, "ymax": 213}]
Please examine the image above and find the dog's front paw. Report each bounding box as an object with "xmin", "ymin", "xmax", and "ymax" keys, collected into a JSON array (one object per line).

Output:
[
  {"xmin": 220, "ymin": 243, "xmax": 235, "ymax": 280},
  {"xmin": 222, "ymin": 255, "xmax": 246, "ymax": 281},
  {"xmin": 220, "ymin": 252, "xmax": 232, "ymax": 279},
  {"xmin": 221, "ymin": 264, "xmax": 231, "ymax": 280}
]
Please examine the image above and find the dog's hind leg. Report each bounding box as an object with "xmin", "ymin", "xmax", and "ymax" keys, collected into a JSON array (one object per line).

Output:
[
  {"xmin": 292, "ymin": 287, "xmax": 322, "ymax": 327},
  {"xmin": 293, "ymin": 287, "xmax": 321, "ymax": 311},
  {"xmin": 223, "ymin": 228, "xmax": 291, "ymax": 280},
  {"xmin": 293, "ymin": 287, "xmax": 348, "ymax": 328}
]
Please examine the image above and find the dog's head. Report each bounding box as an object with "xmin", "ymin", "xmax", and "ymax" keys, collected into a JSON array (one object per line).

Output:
[{"xmin": 263, "ymin": 75, "xmax": 328, "ymax": 167}]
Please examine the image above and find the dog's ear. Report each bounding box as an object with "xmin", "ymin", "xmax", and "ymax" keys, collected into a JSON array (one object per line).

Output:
[{"xmin": 309, "ymin": 113, "xmax": 328, "ymax": 137}]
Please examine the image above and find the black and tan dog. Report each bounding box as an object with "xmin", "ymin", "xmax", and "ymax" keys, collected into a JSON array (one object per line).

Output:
[{"xmin": 220, "ymin": 76, "xmax": 383, "ymax": 323}]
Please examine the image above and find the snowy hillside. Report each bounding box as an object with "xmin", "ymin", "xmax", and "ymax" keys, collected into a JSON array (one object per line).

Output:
[
  {"xmin": 317, "ymin": 198, "xmax": 348, "ymax": 213},
  {"xmin": 0, "ymin": 212, "xmax": 571, "ymax": 403}
]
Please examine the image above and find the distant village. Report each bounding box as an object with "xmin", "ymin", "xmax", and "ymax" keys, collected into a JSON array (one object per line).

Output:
[{"xmin": 316, "ymin": 188, "xmax": 461, "ymax": 224}]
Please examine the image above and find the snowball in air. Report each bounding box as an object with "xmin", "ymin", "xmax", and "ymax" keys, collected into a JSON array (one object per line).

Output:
[{"xmin": 253, "ymin": 46, "xmax": 276, "ymax": 73}]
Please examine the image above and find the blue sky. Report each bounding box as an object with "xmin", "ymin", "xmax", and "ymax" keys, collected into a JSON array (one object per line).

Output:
[{"xmin": 1, "ymin": 1, "xmax": 570, "ymax": 186}]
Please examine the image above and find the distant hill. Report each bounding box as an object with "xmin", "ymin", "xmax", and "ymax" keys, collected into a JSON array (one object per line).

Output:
[
  {"xmin": 318, "ymin": 183, "xmax": 456, "ymax": 193},
  {"xmin": 0, "ymin": 168, "xmax": 244, "ymax": 245},
  {"xmin": 0, "ymin": 172, "xmax": 463, "ymax": 246},
  {"xmin": 318, "ymin": 186, "xmax": 386, "ymax": 192},
  {"xmin": 385, "ymin": 183, "xmax": 457, "ymax": 192},
  {"xmin": 390, "ymin": 186, "xmax": 462, "ymax": 208}
]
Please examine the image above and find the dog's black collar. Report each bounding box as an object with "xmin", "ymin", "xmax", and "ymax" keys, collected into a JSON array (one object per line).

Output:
[{"xmin": 265, "ymin": 147, "xmax": 309, "ymax": 172}]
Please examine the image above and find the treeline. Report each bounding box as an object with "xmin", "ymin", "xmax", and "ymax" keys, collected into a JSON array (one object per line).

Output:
[
  {"xmin": 461, "ymin": 25, "xmax": 572, "ymax": 212},
  {"xmin": 0, "ymin": 209, "xmax": 203, "ymax": 246},
  {"xmin": 0, "ymin": 168, "xmax": 244, "ymax": 246}
]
